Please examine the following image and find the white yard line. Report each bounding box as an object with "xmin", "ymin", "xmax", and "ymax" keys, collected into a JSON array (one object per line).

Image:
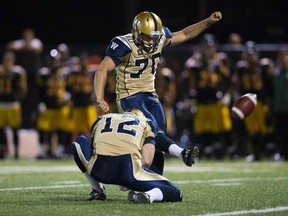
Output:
[
  {"xmin": 1, "ymin": 182, "xmax": 288, "ymax": 216},
  {"xmin": 195, "ymin": 206, "xmax": 288, "ymax": 216},
  {"xmin": 1, "ymin": 165, "xmax": 287, "ymax": 216},
  {"xmin": 165, "ymin": 166, "xmax": 245, "ymax": 173},
  {"xmin": 0, "ymin": 166, "xmax": 79, "ymax": 174},
  {"xmin": 0, "ymin": 184, "xmax": 89, "ymax": 191},
  {"xmin": 0, "ymin": 165, "xmax": 262, "ymax": 174},
  {"xmin": 174, "ymin": 176, "xmax": 287, "ymax": 184}
]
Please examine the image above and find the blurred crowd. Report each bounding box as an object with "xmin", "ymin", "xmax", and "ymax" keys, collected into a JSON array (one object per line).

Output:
[{"xmin": 0, "ymin": 28, "xmax": 287, "ymax": 161}]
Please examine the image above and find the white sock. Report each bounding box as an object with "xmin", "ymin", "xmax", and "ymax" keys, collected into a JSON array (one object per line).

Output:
[
  {"xmin": 84, "ymin": 172, "xmax": 104, "ymax": 190},
  {"xmin": 145, "ymin": 188, "xmax": 163, "ymax": 202},
  {"xmin": 168, "ymin": 144, "xmax": 183, "ymax": 159}
]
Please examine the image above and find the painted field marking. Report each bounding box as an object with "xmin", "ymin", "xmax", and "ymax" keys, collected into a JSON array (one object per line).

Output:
[
  {"xmin": 1, "ymin": 182, "xmax": 287, "ymax": 216},
  {"xmin": 1, "ymin": 164, "xmax": 287, "ymax": 216},
  {"xmin": 0, "ymin": 184, "xmax": 89, "ymax": 191},
  {"xmin": 195, "ymin": 206, "xmax": 288, "ymax": 216},
  {"xmin": 0, "ymin": 164, "xmax": 280, "ymax": 175},
  {"xmin": 0, "ymin": 166, "xmax": 78, "ymax": 174},
  {"xmin": 1, "ymin": 176, "xmax": 286, "ymax": 191},
  {"xmin": 174, "ymin": 176, "xmax": 287, "ymax": 184}
]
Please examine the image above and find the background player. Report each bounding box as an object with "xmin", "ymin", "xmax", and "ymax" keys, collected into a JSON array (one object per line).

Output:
[
  {"xmin": 67, "ymin": 53, "xmax": 98, "ymax": 139},
  {"xmin": 0, "ymin": 51, "xmax": 27, "ymax": 159},
  {"xmin": 36, "ymin": 52, "xmax": 71, "ymax": 158}
]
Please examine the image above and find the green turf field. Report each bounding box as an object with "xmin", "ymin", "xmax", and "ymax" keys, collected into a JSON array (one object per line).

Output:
[{"xmin": 0, "ymin": 158, "xmax": 287, "ymax": 216}]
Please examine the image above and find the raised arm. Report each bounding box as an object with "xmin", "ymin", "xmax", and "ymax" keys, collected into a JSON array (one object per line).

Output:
[
  {"xmin": 170, "ymin": 11, "xmax": 222, "ymax": 46},
  {"xmin": 94, "ymin": 56, "xmax": 116, "ymax": 113}
]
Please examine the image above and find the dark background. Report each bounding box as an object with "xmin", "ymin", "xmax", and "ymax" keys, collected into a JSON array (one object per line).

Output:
[{"xmin": 1, "ymin": 0, "xmax": 288, "ymax": 47}]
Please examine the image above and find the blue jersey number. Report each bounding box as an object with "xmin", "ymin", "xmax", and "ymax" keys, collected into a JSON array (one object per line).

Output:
[
  {"xmin": 101, "ymin": 117, "xmax": 139, "ymax": 136},
  {"xmin": 131, "ymin": 53, "xmax": 161, "ymax": 78}
]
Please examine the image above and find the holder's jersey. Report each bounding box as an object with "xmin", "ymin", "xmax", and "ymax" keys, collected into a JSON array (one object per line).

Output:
[
  {"xmin": 91, "ymin": 112, "xmax": 157, "ymax": 159},
  {"xmin": 106, "ymin": 27, "xmax": 172, "ymax": 100}
]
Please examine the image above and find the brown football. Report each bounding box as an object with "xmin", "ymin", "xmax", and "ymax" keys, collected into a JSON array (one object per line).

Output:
[{"xmin": 231, "ymin": 93, "xmax": 257, "ymax": 120}]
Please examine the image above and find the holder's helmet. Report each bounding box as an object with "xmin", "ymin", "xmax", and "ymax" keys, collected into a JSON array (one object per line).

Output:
[
  {"xmin": 125, "ymin": 108, "xmax": 145, "ymax": 118},
  {"xmin": 132, "ymin": 11, "xmax": 163, "ymax": 53}
]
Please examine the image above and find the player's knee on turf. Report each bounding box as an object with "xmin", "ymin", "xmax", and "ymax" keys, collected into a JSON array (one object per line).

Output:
[{"xmin": 160, "ymin": 185, "xmax": 183, "ymax": 202}]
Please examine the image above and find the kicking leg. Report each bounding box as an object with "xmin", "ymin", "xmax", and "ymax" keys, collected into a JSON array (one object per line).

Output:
[{"xmin": 157, "ymin": 131, "xmax": 199, "ymax": 167}]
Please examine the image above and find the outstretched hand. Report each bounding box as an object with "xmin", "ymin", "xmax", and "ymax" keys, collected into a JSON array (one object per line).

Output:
[{"xmin": 208, "ymin": 11, "xmax": 222, "ymax": 24}]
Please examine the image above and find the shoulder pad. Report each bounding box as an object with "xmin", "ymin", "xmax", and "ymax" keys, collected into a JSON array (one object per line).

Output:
[{"xmin": 106, "ymin": 35, "xmax": 132, "ymax": 58}]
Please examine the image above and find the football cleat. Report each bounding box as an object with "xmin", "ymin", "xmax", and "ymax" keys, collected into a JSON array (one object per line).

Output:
[
  {"xmin": 181, "ymin": 146, "xmax": 199, "ymax": 167},
  {"xmin": 128, "ymin": 191, "xmax": 151, "ymax": 204},
  {"xmin": 87, "ymin": 188, "xmax": 106, "ymax": 201}
]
